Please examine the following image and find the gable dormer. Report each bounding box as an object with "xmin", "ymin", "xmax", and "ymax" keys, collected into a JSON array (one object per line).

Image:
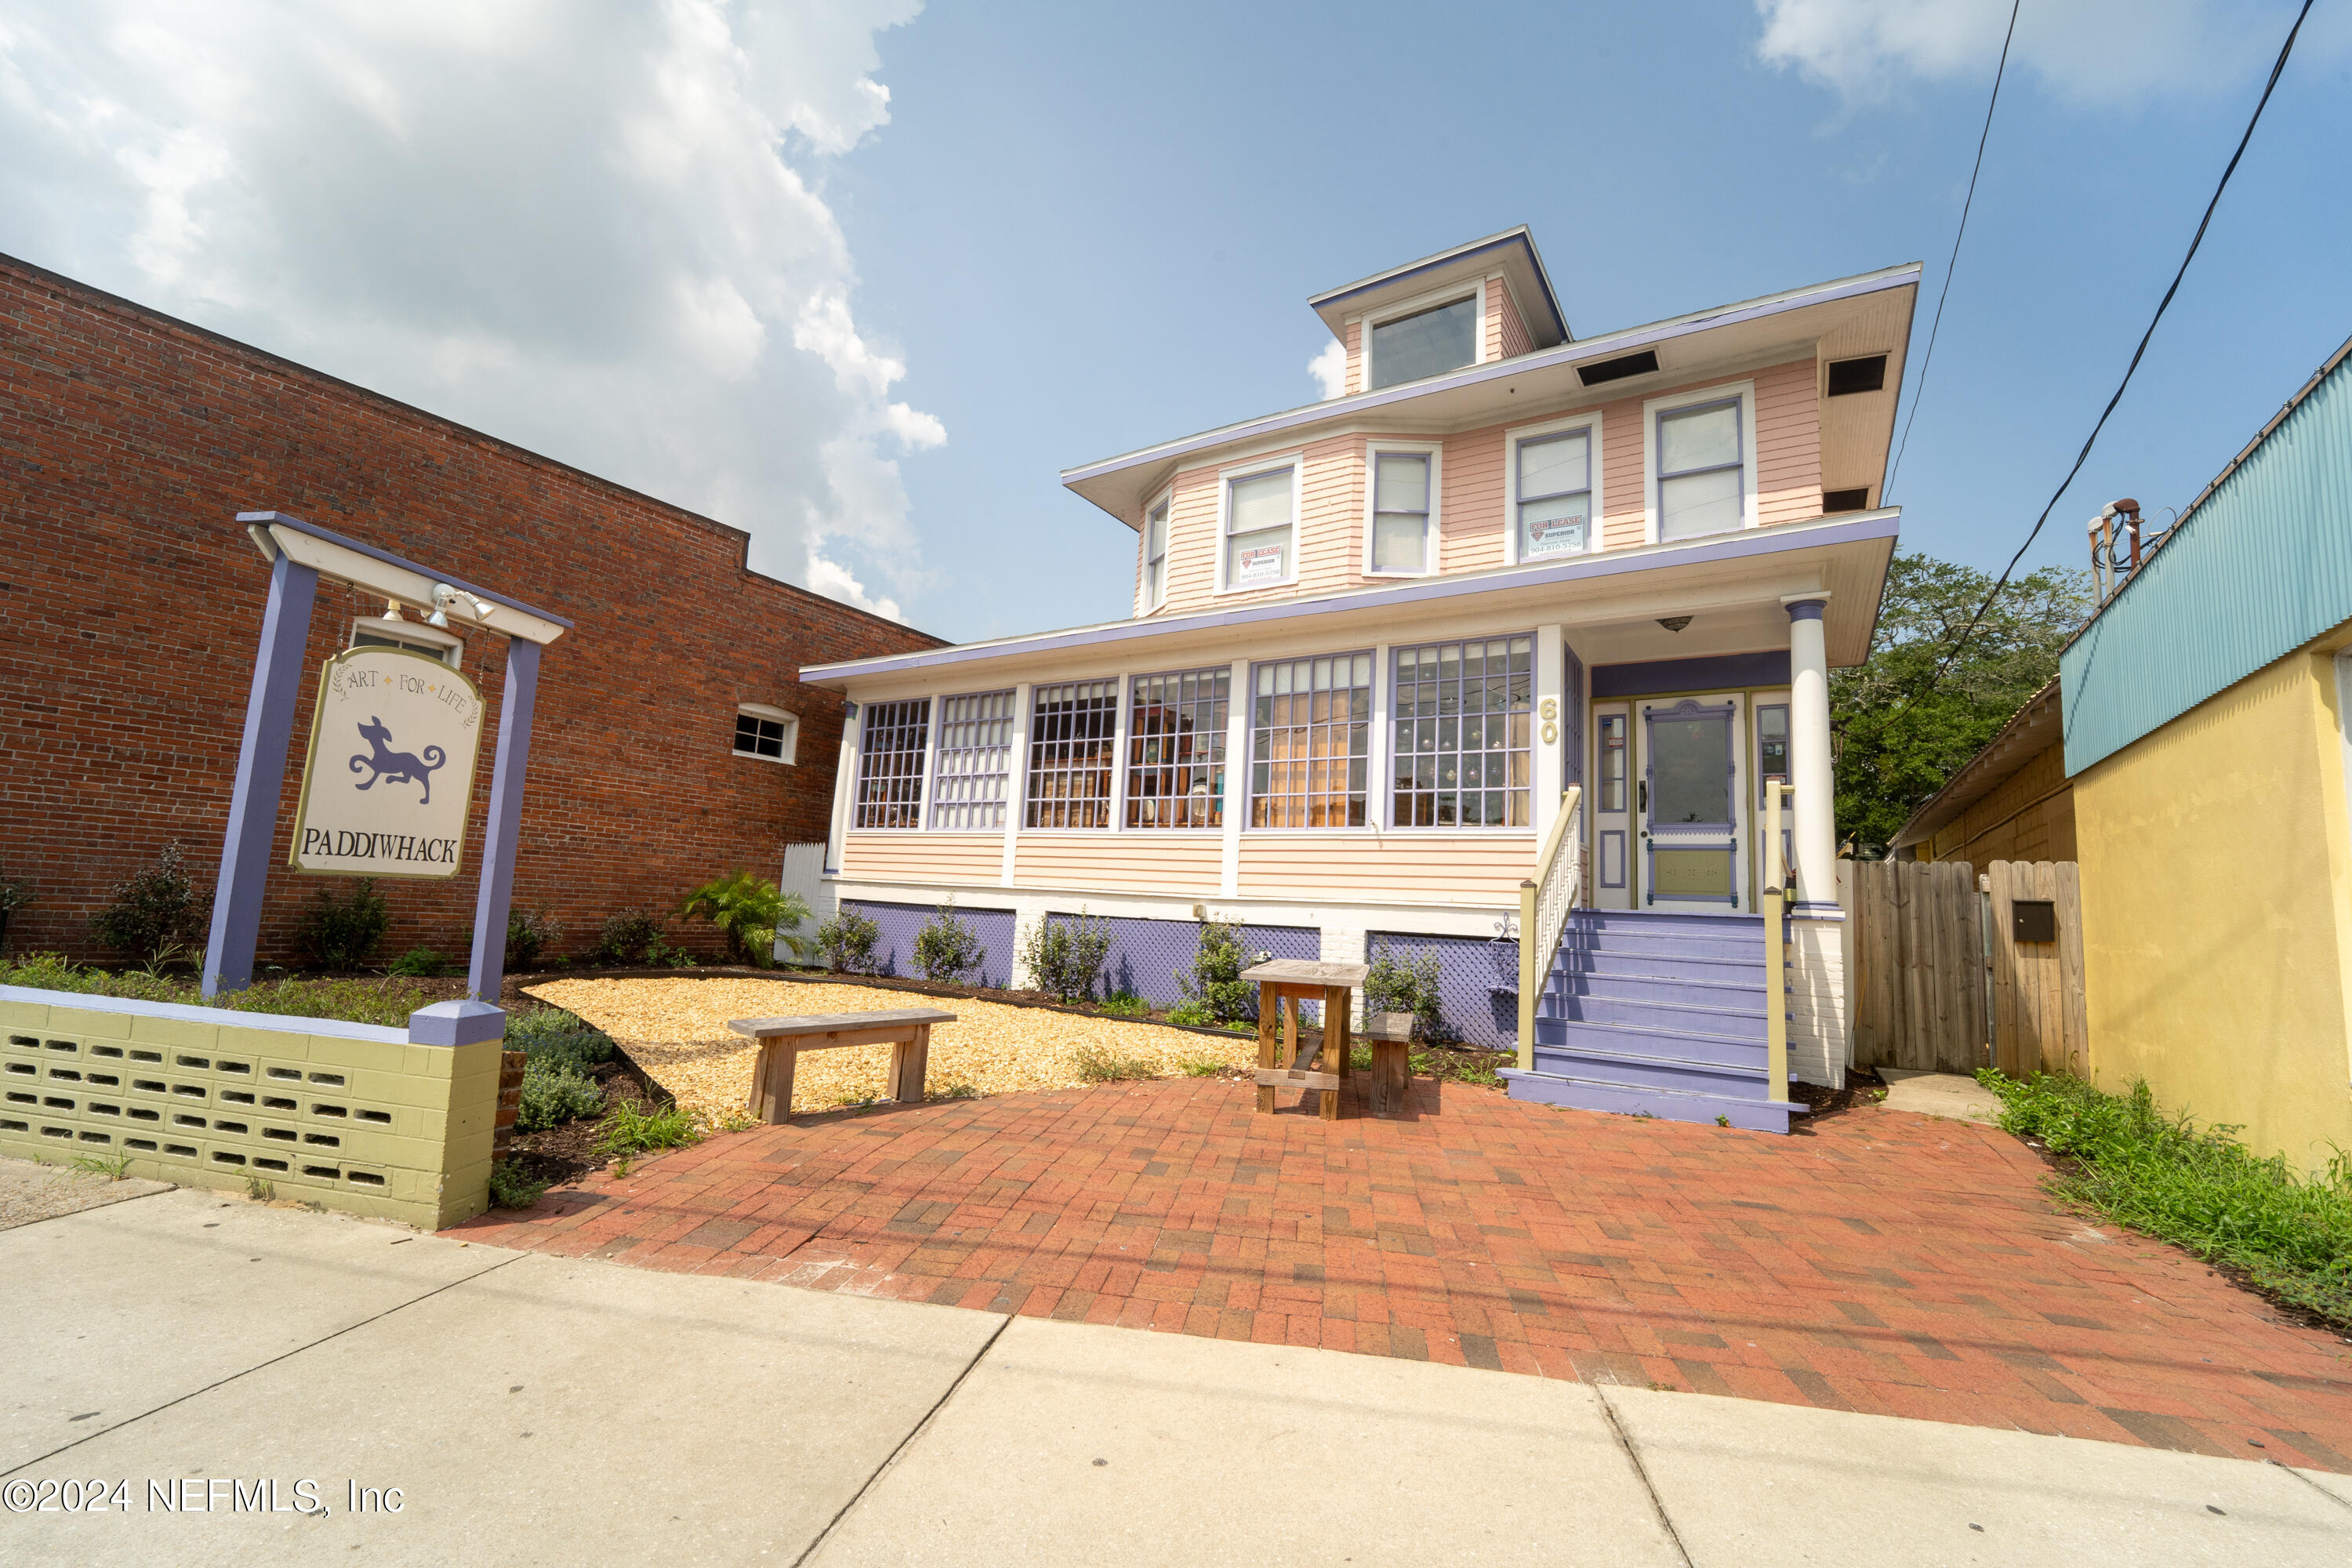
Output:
[{"xmin": 1308, "ymin": 227, "xmax": 1571, "ymax": 397}]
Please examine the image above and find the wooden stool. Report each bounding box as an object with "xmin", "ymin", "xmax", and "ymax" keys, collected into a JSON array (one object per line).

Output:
[
  {"xmin": 726, "ymin": 1008, "xmax": 956, "ymax": 1122},
  {"xmin": 1361, "ymin": 1011, "xmax": 1414, "ymax": 1118},
  {"xmin": 1242, "ymin": 960, "xmax": 1370, "ymax": 1120}
]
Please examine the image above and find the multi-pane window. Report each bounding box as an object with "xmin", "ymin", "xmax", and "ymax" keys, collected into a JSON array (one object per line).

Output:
[
  {"xmin": 1517, "ymin": 429, "xmax": 1592, "ymax": 560},
  {"xmin": 1369, "ymin": 296, "xmax": 1478, "ymax": 390},
  {"xmin": 1597, "ymin": 713, "xmax": 1628, "ymax": 812},
  {"xmin": 931, "ymin": 690, "xmax": 1017, "ymax": 829},
  {"xmin": 1142, "ymin": 501, "xmax": 1169, "ymax": 612},
  {"xmin": 1391, "ymin": 636, "xmax": 1534, "ymax": 827},
  {"xmin": 1223, "ymin": 466, "xmax": 1294, "ymax": 590},
  {"xmin": 1755, "ymin": 704, "xmax": 1790, "ymax": 803},
  {"xmin": 1369, "ymin": 452, "xmax": 1432, "ymax": 574},
  {"xmin": 733, "ymin": 705, "xmax": 795, "ymax": 762},
  {"xmin": 1127, "ymin": 667, "xmax": 1229, "ymax": 829},
  {"xmin": 1249, "ymin": 652, "xmax": 1371, "ymax": 828},
  {"xmin": 853, "ymin": 699, "xmax": 930, "ymax": 829},
  {"xmin": 1024, "ymin": 680, "xmax": 1119, "ymax": 828},
  {"xmin": 1657, "ymin": 398, "xmax": 1744, "ymax": 540}
]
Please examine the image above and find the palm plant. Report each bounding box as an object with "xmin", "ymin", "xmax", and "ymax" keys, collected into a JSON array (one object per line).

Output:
[{"xmin": 675, "ymin": 871, "xmax": 812, "ymax": 967}]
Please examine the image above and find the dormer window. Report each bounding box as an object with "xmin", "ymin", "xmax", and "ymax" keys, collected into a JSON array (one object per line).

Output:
[
  {"xmin": 1141, "ymin": 498, "xmax": 1169, "ymax": 612},
  {"xmin": 1219, "ymin": 459, "xmax": 1299, "ymax": 593},
  {"xmin": 1367, "ymin": 295, "xmax": 1479, "ymax": 390}
]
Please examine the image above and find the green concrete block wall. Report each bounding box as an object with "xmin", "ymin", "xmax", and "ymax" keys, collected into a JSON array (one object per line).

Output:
[{"xmin": 0, "ymin": 989, "xmax": 499, "ymax": 1229}]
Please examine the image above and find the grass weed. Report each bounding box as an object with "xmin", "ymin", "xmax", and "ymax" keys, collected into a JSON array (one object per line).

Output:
[{"xmin": 1071, "ymin": 1042, "xmax": 1160, "ymax": 1083}]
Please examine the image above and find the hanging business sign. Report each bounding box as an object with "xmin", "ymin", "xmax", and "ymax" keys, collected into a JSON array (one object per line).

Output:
[{"xmin": 287, "ymin": 646, "xmax": 484, "ymax": 878}]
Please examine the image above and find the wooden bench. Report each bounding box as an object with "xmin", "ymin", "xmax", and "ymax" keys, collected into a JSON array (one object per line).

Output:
[
  {"xmin": 1361, "ymin": 1011, "xmax": 1414, "ymax": 1118},
  {"xmin": 726, "ymin": 1008, "xmax": 956, "ymax": 1123}
]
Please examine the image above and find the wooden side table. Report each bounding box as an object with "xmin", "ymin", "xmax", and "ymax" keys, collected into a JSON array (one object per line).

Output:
[{"xmin": 1242, "ymin": 959, "xmax": 1370, "ymax": 1121}]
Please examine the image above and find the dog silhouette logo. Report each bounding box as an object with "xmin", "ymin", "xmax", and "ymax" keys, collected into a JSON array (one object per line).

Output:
[{"xmin": 350, "ymin": 716, "xmax": 447, "ymax": 805}]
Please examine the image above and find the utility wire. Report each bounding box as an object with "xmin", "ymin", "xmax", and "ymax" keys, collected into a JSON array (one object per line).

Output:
[
  {"xmin": 1886, "ymin": 0, "xmax": 2020, "ymax": 501},
  {"xmin": 1919, "ymin": 0, "xmax": 2314, "ymax": 692}
]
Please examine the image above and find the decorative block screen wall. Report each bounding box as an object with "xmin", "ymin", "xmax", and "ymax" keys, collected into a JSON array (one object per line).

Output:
[
  {"xmin": 1367, "ymin": 931, "xmax": 1521, "ymax": 1049},
  {"xmin": 844, "ymin": 900, "xmax": 1018, "ymax": 989},
  {"xmin": 0, "ymin": 987, "xmax": 500, "ymax": 1229}
]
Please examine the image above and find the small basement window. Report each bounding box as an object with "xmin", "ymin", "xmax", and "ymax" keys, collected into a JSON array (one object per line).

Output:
[
  {"xmin": 733, "ymin": 703, "xmax": 798, "ymax": 764},
  {"xmin": 350, "ymin": 614, "xmax": 463, "ymax": 670}
]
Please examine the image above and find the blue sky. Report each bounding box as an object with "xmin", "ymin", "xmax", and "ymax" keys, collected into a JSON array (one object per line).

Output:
[{"xmin": 4, "ymin": 2, "xmax": 2347, "ymax": 643}]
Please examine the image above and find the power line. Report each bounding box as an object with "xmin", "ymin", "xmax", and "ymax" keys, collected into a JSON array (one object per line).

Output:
[
  {"xmin": 1886, "ymin": 0, "xmax": 2020, "ymax": 501},
  {"xmin": 1920, "ymin": 0, "xmax": 2315, "ymax": 692}
]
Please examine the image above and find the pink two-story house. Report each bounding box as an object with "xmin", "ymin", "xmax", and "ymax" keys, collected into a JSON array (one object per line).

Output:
[{"xmin": 803, "ymin": 229, "xmax": 1917, "ymax": 1131}]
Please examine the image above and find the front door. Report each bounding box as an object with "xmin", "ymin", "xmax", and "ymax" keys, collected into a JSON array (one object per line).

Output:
[{"xmin": 1639, "ymin": 694, "xmax": 1747, "ymax": 914}]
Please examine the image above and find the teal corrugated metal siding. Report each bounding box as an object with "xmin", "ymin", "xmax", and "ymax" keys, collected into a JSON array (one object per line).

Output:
[{"xmin": 2062, "ymin": 351, "xmax": 2352, "ymax": 773}]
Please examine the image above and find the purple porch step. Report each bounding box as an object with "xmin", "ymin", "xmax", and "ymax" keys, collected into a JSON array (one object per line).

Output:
[
  {"xmin": 1549, "ymin": 970, "xmax": 1772, "ymax": 1007},
  {"xmin": 1556, "ymin": 947, "xmax": 1766, "ymax": 984},
  {"xmin": 1564, "ymin": 927, "xmax": 1765, "ymax": 960},
  {"xmin": 1498, "ymin": 1067, "xmax": 1806, "ymax": 1133},
  {"xmin": 1576, "ymin": 911, "xmax": 1765, "ymax": 934},
  {"xmin": 1543, "ymin": 992, "xmax": 1772, "ymax": 1039},
  {"xmin": 1534, "ymin": 1018, "xmax": 1769, "ymax": 1074}
]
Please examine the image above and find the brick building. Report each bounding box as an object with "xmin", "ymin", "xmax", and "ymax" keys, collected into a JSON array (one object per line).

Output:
[{"xmin": 0, "ymin": 253, "xmax": 943, "ymax": 966}]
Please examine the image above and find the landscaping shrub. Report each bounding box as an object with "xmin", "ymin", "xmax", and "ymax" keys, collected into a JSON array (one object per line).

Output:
[
  {"xmin": 816, "ymin": 909, "xmax": 880, "ymax": 974},
  {"xmin": 486, "ymin": 1159, "xmax": 550, "ymax": 1210},
  {"xmin": 516, "ymin": 1062, "xmax": 604, "ymax": 1132},
  {"xmin": 0, "ymin": 861, "xmax": 31, "ymax": 951},
  {"xmin": 226, "ymin": 975, "xmax": 431, "ymax": 1029},
  {"xmin": 504, "ymin": 1007, "xmax": 618, "ymax": 1073},
  {"xmin": 389, "ymin": 946, "xmax": 452, "ymax": 976},
  {"xmin": 1979, "ymin": 1069, "xmax": 2352, "ymax": 1330},
  {"xmin": 89, "ymin": 844, "xmax": 211, "ymax": 968},
  {"xmin": 292, "ymin": 878, "xmax": 390, "ymax": 971},
  {"xmin": 506, "ymin": 908, "xmax": 563, "ymax": 970},
  {"xmin": 1176, "ymin": 918, "xmax": 1250, "ymax": 1022},
  {"xmin": 1166, "ymin": 999, "xmax": 1213, "ymax": 1027},
  {"xmin": 597, "ymin": 1099, "xmax": 701, "ymax": 1156},
  {"xmin": 677, "ymin": 871, "xmax": 808, "ymax": 966},
  {"xmin": 1, "ymin": 951, "xmax": 185, "ymax": 1003},
  {"xmin": 1071, "ymin": 1041, "xmax": 1159, "ymax": 1083},
  {"xmin": 1365, "ymin": 942, "xmax": 1450, "ymax": 1043},
  {"xmin": 1098, "ymin": 991, "xmax": 1150, "ymax": 1018},
  {"xmin": 594, "ymin": 909, "xmax": 666, "ymax": 965},
  {"xmin": 1022, "ymin": 910, "xmax": 1111, "ymax": 1004},
  {"xmin": 912, "ymin": 902, "xmax": 985, "ymax": 983}
]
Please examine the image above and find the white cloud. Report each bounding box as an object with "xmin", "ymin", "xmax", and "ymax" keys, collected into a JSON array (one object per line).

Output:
[
  {"xmin": 0, "ymin": 0, "xmax": 938, "ymax": 616},
  {"xmin": 1307, "ymin": 338, "xmax": 1348, "ymax": 401},
  {"xmin": 1753, "ymin": 0, "xmax": 2323, "ymax": 108}
]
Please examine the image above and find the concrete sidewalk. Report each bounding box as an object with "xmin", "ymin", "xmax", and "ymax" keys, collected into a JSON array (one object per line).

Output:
[{"xmin": 4, "ymin": 1174, "xmax": 2347, "ymax": 1566}]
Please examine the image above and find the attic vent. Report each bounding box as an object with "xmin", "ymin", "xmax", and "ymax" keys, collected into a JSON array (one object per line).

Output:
[
  {"xmin": 1825, "ymin": 355, "xmax": 1887, "ymax": 397},
  {"xmin": 1577, "ymin": 350, "xmax": 1659, "ymax": 387},
  {"xmin": 1822, "ymin": 488, "xmax": 1870, "ymax": 513}
]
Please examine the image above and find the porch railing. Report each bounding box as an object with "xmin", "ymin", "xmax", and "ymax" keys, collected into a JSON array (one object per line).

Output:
[
  {"xmin": 1515, "ymin": 784, "xmax": 1584, "ymax": 1072},
  {"xmin": 1762, "ymin": 782, "xmax": 1792, "ymax": 1097}
]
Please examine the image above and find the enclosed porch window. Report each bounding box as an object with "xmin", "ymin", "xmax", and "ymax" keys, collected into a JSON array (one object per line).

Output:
[
  {"xmin": 1248, "ymin": 652, "xmax": 1372, "ymax": 828},
  {"xmin": 1390, "ymin": 636, "xmax": 1534, "ymax": 826},
  {"xmin": 1024, "ymin": 680, "xmax": 1119, "ymax": 828},
  {"xmin": 853, "ymin": 699, "xmax": 930, "ymax": 829},
  {"xmin": 1127, "ymin": 666, "xmax": 1229, "ymax": 829},
  {"xmin": 931, "ymin": 689, "xmax": 1017, "ymax": 829}
]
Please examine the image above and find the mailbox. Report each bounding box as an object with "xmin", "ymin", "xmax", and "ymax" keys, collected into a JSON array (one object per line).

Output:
[{"xmin": 2010, "ymin": 899, "xmax": 2057, "ymax": 943}]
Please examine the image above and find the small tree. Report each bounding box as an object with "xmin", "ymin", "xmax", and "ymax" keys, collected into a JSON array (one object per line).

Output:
[
  {"xmin": 292, "ymin": 879, "xmax": 391, "ymax": 971},
  {"xmin": 89, "ymin": 844, "xmax": 211, "ymax": 969},
  {"xmin": 1022, "ymin": 909, "xmax": 1112, "ymax": 1004},
  {"xmin": 1365, "ymin": 942, "xmax": 1448, "ymax": 1044},
  {"xmin": 913, "ymin": 902, "xmax": 985, "ymax": 984},
  {"xmin": 596, "ymin": 909, "xmax": 666, "ymax": 966},
  {"xmin": 676, "ymin": 870, "xmax": 808, "ymax": 967},
  {"xmin": 815, "ymin": 909, "xmax": 880, "ymax": 974},
  {"xmin": 1177, "ymin": 918, "xmax": 1250, "ymax": 1023},
  {"xmin": 506, "ymin": 908, "xmax": 563, "ymax": 970}
]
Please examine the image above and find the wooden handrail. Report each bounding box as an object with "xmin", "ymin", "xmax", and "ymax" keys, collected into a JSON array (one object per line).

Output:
[
  {"xmin": 1516, "ymin": 784, "xmax": 1585, "ymax": 1073},
  {"xmin": 1762, "ymin": 782, "xmax": 1791, "ymax": 1100}
]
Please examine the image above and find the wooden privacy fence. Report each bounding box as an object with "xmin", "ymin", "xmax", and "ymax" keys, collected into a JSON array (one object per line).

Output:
[{"xmin": 1984, "ymin": 859, "xmax": 2089, "ymax": 1079}]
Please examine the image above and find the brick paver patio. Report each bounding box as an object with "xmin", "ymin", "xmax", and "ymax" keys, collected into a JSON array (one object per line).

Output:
[{"xmin": 454, "ymin": 1075, "xmax": 2352, "ymax": 1472}]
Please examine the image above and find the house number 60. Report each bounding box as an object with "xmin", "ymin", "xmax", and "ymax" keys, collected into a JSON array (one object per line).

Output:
[{"xmin": 1538, "ymin": 696, "xmax": 1558, "ymax": 746}]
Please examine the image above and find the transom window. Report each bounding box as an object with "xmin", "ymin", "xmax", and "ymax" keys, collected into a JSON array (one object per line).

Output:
[
  {"xmin": 1142, "ymin": 499, "xmax": 1169, "ymax": 612},
  {"xmin": 852, "ymin": 699, "xmax": 930, "ymax": 829},
  {"xmin": 1222, "ymin": 466, "xmax": 1295, "ymax": 590},
  {"xmin": 1369, "ymin": 296, "xmax": 1478, "ymax": 390},
  {"xmin": 733, "ymin": 703, "xmax": 797, "ymax": 764},
  {"xmin": 931, "ymin": 690, "xmax": 1016, "ymax": 829},
  {"xmin": 1024, "ymin": 680, "xmax": 1119, "ymax": 829},
  {"xmin": 1369, "ymin": 451, "xmax": 1432, "ymax": 575},
  {"xmin": 1249, "ymin": 652, "xmax": 1371, "ymax": 828},
  {"xmin": 1127, "ymin": 667, "xmax": 1229, "ymax": 829},
  {"xmin": 1657, "ymin": 398, "xmax": 1745, "ymax": 540},
  {"xmin": 1391, "ymin": 636, "xmax": 1533, "ymax": 827},
  {"xmin": 1516, "ymin": 429, "xmax": 1592, "ymax": 559}
]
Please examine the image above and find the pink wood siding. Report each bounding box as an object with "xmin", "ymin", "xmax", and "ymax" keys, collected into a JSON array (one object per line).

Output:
[
  {"xmin": 843, "ymin": 833, "xmax": 1001, "ymax": 886},
  {"xmin": 1343, "ymin": 320, "xmax": 1363, "ymax": 396},
  {"xmin": 1014, "ymin": 834, "xmax": 1222, "ymax": 894},
  {"xmin": 1494, "ymin": 278, "xmax": 1535, "ymax": 360},
  {"xmin": 1237, "ymin": 833, "xmax": 1534, "ymax": 906},
  {"xmin": 1753, "ymin": 358, "xmax": 1824, "ymax": 526},
  {"xmin": 1439, "ymin": 426, "xmax": 1507, "ymax": 574}
]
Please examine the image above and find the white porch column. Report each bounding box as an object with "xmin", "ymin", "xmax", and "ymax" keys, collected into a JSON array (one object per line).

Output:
[
  {"xmin": 1000, "ymin": 682, "xmax": 1032, "ymax": 885},
  {"xmin": 1220, "ymin": 657, "xmax": 1248, "ymax": 898},
  {"xmin": 1780, "ymin": 594, "xmax": 1837, "ymax": 912},
  {"xmin": 826, "ymin": 700, "xmax": 862, "ymax": 877}
]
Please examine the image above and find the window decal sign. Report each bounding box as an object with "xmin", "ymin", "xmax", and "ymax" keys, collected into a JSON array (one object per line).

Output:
[
  {"xmin": 1236, "ymin": 545, "xmax": 1286, "ymax": 584},
  {"xmin": 288, "ymin": 646, "xmax": 484, "ymax": 878},
  {"xmin": 1526, "ymin": 515, "xmax": 1586, "ymax": 557}
]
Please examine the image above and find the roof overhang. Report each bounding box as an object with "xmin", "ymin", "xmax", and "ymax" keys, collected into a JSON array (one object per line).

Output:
[
  {"xmin": 1890, "ymin": 681, "xmax": 2063, "ymax": 851},
  {"xmin": 801, "ymin": 510, "xmax": 1900, "ymax": 694},
  {"xmin": 1065, "ymin": 263, "xmax": 1921, "ymax": 529},
  {"xmin": 1307, "ymin": 227, "xmax": 1570, "ymax": 350}
]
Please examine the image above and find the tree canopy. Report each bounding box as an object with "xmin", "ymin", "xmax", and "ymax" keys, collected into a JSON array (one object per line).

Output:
[{"xmin": 1831, "ymin": 553, "xmax": 2089, "ymax": 856}]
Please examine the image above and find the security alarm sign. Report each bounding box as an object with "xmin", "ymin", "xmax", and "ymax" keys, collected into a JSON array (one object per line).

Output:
[{"xmin": 287, "ymin": 646, "xmax": 484, "ymax": 878}]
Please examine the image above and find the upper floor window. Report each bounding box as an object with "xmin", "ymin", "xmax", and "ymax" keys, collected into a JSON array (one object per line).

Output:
[
  {"xmin": 1249, "ymin": 652, "xmax": 1371, "ymax": 828},
  {"xmin": 1140, "ymin": 499, "xmax": 1169, "ymax": 612},
  {"xmin": 1656, "ymin": 396, "xmax": 1746, "ymax": 540},
  {"xmin": 1221, "ymin": 462, "xmax": 1298, "ymax": 593},
  {"xmin": 853, "ymin": 699, "xmax": 929, "ymax": 829},
  {"xmin": 1515, "ymin": 427, "xmax": 1594, "ymax": 561},
  {"xmin": 931, "ymin": 689, "xmax": 1016, "ymax": 829},
  {"xmin": 1367, "ymin": 448, "xmax": 1436, "ymax": 575},
  {"xmin": 1024, "ymin": 679, "xmax": 1118, "ymax": 829},
  {"xmin": 1368, "ymin": 296, "xmax": 1479, "ymax": 390},
  {"xmin": 1391, "ymin": 636, "xmax": 1533, "ymax": 828},
  {"xmin": 1127, "ymin": 666, "xmax": 1229, "ymax": 829},
  {"xmin": 733, "ymin": 702, "xmax": 798, "ymax": 764}
]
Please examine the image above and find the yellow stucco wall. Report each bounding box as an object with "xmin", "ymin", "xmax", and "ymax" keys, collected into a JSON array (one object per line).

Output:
[{"xmin": 2073, "ymin": 644, "xmax": 2352, "ymax": 1173}]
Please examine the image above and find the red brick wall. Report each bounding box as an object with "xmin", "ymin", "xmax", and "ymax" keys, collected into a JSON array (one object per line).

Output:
[{"xmin": 0, "ymin": 255, "xmax": 943, "ymax": 967}]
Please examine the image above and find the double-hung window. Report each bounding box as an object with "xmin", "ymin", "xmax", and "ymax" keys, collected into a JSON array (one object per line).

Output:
[
  {"xmin": 852, "ymin": 699, "xmax": 930, "ymax": 829},
  {"xmin": 1390, "ymin": 636, "xmax": 1533, "ymax": 827},
  {"xmin": 1515, "ymin": 427, "xmax": 1593, "ymax": 560},
  {"xmin": 1367, "ymin": 448, "xmax": 1435, "ymax": 575},
  {"xmin": 1221, "ymin": 463, "xmax": 1297, "ymax": 591},
  {"xmin": 1368, "ymin": 295, "xmax": 1479, "ymax": 390},
  {"xmin": 1024, "ymin": 680, "xmax": 1119, "ymax": 828},
  {"xmin": 1656, "ymin": 397, "xmax": 1746, "ymax": 540},
  {"xmin": 1248, "ymin": 652, "xmax": 1371, "ymax": 828},
  {"xmin": 931, "ymin": 690, "xmax": 1016, "ymax": 829},
  {"xmin": 1141, "ymin": 499, "xmax": 1169, "ymax": 612},
  {"xmin": 1126, "ymin": 666, "xmax": 1229, "ymax": 828}
]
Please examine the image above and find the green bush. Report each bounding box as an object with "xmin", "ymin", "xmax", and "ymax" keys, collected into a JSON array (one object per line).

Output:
[
  {"xmin": 816, "ymin": 909, "xmax": 880, "ymax": 974},
  {"xmin": 390, "ymin": 946, "xmax": 452, "ymax": 976},
  {"xmin": 1167, "ymin": 999, "xmax": 1213, "ymax": 1027},
  {"xmin": 225, "ymin": 976, "xmax": 432, "ymax": 1029},
  {"xmin": 506, "ymin": 908, "xmax": 563, "ymax": 970},
  {"xmin": 89, "ymin": 844, "xmax": 211, "ymax": 968},
  {"xmin": 1022, "ymin": 910, "xmax": 1111, "ymax": 1004},
  {"xmin": 504, "ymin": 1007, "xmax": 618, "ymax": 1073},
  {"xmin": 1098, "ymin": 991, "xmax": 1150, "ymax": 1018},
  {"xmin": 1176, "ymin": 919, "xmax": 1251, "ymax": 1022},
  {"xmin": 292, "ymin": 878, "xmax": 390, "ymax": 971},
  {"xmin": 516, "ymin": 1062, "xmax": 604, "ymax": 1132},
  {"xmin": 1366, "ymin": 942, "xmax": 1450, "ymax": 1044},
  {"xmin": 596, "ymin": 909, "xmax": 666, "ymax": 966},
  {"xmin": 913, "ymin": 902, "xmax": 985, "ymax": 983},
  {"xmin": 677, "ymin": 871, "xmax": 808, "ymax": 967},
  {"xmin": 486, "ymin": 1160, "xmax": 550, "ymax": 1210},
  {"xmin": 0, "ymin": 951, "xmax": 186, "ymax": 1003},
  {"xmin": 1979, "ymin": 1069, "xmax": 2352, "ymax": 1330},
  {"xmin": 1071, "ymin": 1041, "xmax": 1159, "ymax": 1083},
  {"xmin": 597, "ymin": 1099, "xmax": 701, "ymax": 1156}
]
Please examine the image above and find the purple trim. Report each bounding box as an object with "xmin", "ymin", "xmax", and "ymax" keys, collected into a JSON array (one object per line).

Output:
[
  {"xmin": 241, "ymin": 510, "xmax": 573, "ymax": 630},
  {"xmin": 1062, "ymin": 265, "xmax": 1920, "ymax": 490},
  {"xmin": 1593, "ymin": 652, "xmax": 1791, "ymax": 699},
  {"xmin": 1599, "ymin": 829, "xmax": 1627, "ymax": 888},
  {"xmin": 409, "ymin": 999, "xmax": 506, "ymax": 1047},
  {"xmin": 801, "ymin": 513, "xmax": 1900, "ymax": 686},
  {"xmin": 1310, "ymin": 230, "xmax": 1567, "ymax": 343},
  {"xmin": 1784, "ymin": 598, "xmax": 1827, "ymax": 622},
  {"xmin": 201, "ymin": 551, "xmax": 321, "ymax": 999},
  {"xmin": 463, "ymin": 636, "xmax": 542, "ymax": 1006}
]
